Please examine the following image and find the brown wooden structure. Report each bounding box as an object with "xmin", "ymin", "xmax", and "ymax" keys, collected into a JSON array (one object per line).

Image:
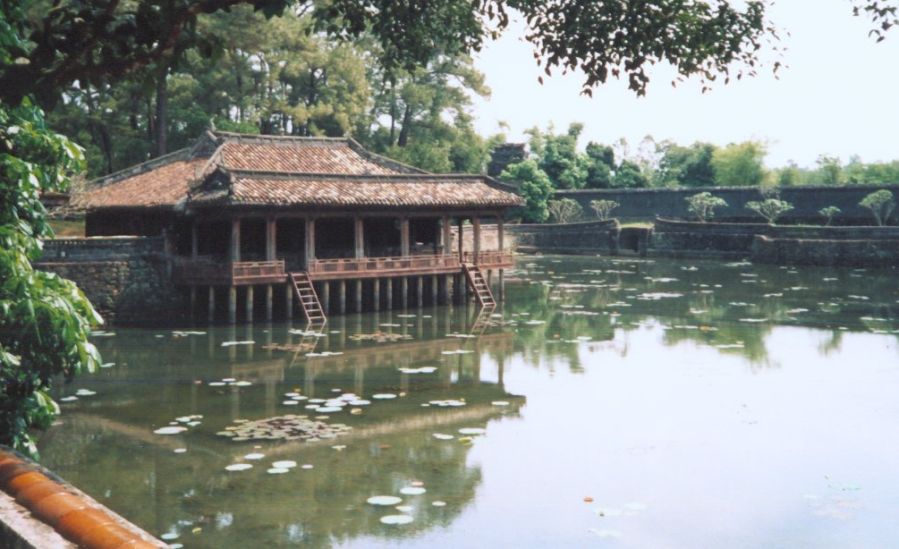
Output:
[{"xmin": 76, "ymin": 131, "xmax": 522, "ymax": 323}]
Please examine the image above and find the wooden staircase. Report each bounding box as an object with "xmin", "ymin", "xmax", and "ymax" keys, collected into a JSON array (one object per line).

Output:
[
  {"xmin": 290, "ymin": 272, "xmax": 327, "ymax": 325},
  {"xmin": 462, "ymin": 263, "xmax": 496, "ymax": 307}
]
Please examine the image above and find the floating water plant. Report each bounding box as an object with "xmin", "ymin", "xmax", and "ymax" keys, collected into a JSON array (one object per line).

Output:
[
  {"xmin": 217, "ymin": 415, "xmax": 352, "ymax": 442},
  {"xmin": 154, "ymin": 426, "xmax": 187, "ymax": 435},
  {"xmin": 400, "ymin": 486, "xmax": 426, "ymax": 496},
  {"xmin": 367, "ymin": 496, "xmax": 403, "ymax": 506},
  {"xmin": 380, "ymin": 515, "xmax": 414, "ymax": 525},
  {"xmin": 225, "ymin": 463, "xmax": 253, "ymax": 472}
]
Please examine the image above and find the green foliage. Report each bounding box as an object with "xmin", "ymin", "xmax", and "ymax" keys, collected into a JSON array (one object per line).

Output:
[
  {"xmin": 0, "ymin": 99, "xmax": 102, "ymax": 457},
  {"xmin": 819, "ymin": 206, "xmax": 841, "ymax": 226},
  {"xmin": 816, "ymin": 155, "xmax": 843, "ymax": 185},
  {"xmin": 612, "ymin": 160, "xmax": 650, "ymax": 189},
  {"xmin": 655, "ymin": 142, "xmax": 716, "ymax": 187},
  {"xmin": 686, "ymin": 192, "xmax": 728, "ymax": 222},
  {"xmin": 590, "ymin": 200, "xmax": 619, "ymax": 221},
  {"xmin": 711, "ymin": 141, "xmax": 767, "ymax": 186},
  {"xmin": 745, "ymin": 199, "xmax": 794, "ymax": 225},
  {"xmin": 500, "ymin": 160, "xmax": 553, "ymax": 223},
  {"xmin": 859, "ymin": 190, "xmax": 896, "ymax": 226},
  {"xmin": 547, "ymin": 198, "xmax": 584, "ymax": 224}
]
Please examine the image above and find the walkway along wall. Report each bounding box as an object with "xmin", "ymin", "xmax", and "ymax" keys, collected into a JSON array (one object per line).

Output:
[
  {"xmin": 35, "ymin": 237, "xmax": 183, "ymax": 325},
  {"xmin": 557, "ymin": 184, "xmax": 899, "ymax": 224}
]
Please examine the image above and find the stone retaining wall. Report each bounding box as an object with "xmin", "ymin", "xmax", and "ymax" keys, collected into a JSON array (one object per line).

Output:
[
  {"xmin": 36, "ymin": 237, "xmax": 183, "ymax": 325},
  {"xmin": 751, "ymin": 235, "xmax": 899, "ymax": 268},
  {"xmin": 557, "ymin": 184, "xmax": 899, "ymax": 224},
  {"xmin": 506, "ymin": 220, "xmax": 620, "ymax": 255}
]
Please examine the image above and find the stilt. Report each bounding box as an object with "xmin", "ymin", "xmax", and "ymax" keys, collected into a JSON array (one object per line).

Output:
[
  {"xmin": 189, "ymin": 286, "xmax": 197, "ymax": 321},
  {"xmin": 416, "ymin": 276, "xmax": 423, "ymax": 307},
  {"xmin": 285, "ymin": 283, "xmax": 293, "ymax": 320},
  {"xmin": 401, "ymin": 277, "xmax": 408, "ymax": 308},
  {"xmin": 208, "ymin": 286, "xmax": 216, "ymax": 323},
  {"xmin": 355, "ymin": 279, "xmax": 362, "ymax": 312},
  {"xmin": 228, "ymin": 286, "xmax": 237, "ymax": 323},
  {"xmin": 339, "ymin": 280, "xmax": 347, "ymax": 314},
  {"xmin": 431, "ymin": 275, "xmax": 438, "ymax": 306},
  {"xmin": 373, "ymin": 279, "xmax": 380, "ymax": 311},
  {"xmin": 386, "ymin": 278, "xmax": 393, "ymax": 309},
  {"xmin": 265, "ymin": 284, "xmax": 273, "ymax": 321},
  {"xmin": 245, "ymin": 285, "xmax": 254, "ymax": 322},
  {"xmin": 321, "ymin": 281, "xmax": 330, "ymax": 314},
  {"xmin": 441, "ymin": 274, "xmax": 450, "ymax": 305},
  {"xmin": 499, "ymin": 269, "xmax": 505, "ymax": 301}
]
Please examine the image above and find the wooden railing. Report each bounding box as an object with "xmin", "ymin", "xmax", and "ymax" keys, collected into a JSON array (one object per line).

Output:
[
  {"xmin": 308, "ymin": 254, "xmax": 460, "ymax": 278},
  {"xmin": 462, "ymin": 251, "xmax": 514, "ymax": 267},
  {"xmin": 232, "ymin": 260, "xmax": 286, "ymax": 282},
  {"xmin": 173, "ymin": 258, "xmax": 285, "ymax": 285}
]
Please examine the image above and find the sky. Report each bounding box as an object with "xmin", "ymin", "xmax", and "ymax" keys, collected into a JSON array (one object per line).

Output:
[{"xmin": 470, "ymin": 0, "xmax": 899, "ymax": 168}]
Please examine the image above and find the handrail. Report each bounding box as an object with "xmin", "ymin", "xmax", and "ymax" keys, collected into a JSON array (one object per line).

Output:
[
  {"xmin": 308, "ymin": 254, "xmax": 459, "ymax": 274},
  {"xmin": 462, "ymin": 250, "xmax": 514, "ymax": 266}
]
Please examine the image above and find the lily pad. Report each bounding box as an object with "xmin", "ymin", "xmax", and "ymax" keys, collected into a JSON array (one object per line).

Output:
[
  {"xmin": 399, "ymin": 486, "xmax": 426, "ymax": 496},
  {"xmin": 154, "ymin": 426, "xmax": 187, "ymax": 435},
  {"xmin": 367, "ymin": 496, "xmax": 402, "ymax": 506},
  {"xmin": 380, "ymin": 515, "xmax": 413, "ymax": 525},
  {"xmin": 225, "ymin": 463, "xmax": 253, "ymax": 472}
]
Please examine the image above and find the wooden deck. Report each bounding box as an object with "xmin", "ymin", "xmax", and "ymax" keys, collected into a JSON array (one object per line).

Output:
[{"xmin": 174, "ymin": 252, "xmax": 513, "ymax": 285}]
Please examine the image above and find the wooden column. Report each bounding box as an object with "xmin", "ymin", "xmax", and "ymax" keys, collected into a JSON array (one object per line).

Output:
[
  {"xmin": 246, "ymin": 285, "xmax": 254, "ymax": 322},
  {"xmin": 321, "ymin": 282, "xmax": 330, "ymax": 313},
  {"xmin": 339, "ymin": 281, "xmax": 347, "ymax": 314},
  {"xmin": 228, "ymin": 286, "xmax": 237, "ymax": 323},
  {"xmin": 416, "ymin": 276, "xmax": 423, "ymax": 307},
  {"xmin": 441, "ymin": 274, "xmax": 450, "ymax": 305},
  {"xmin": 191, "ymin": 220, "xmax": 199, "ymax": 259},
  {"xmin": 472, "ymin": 216, "xmax": 481, "ymax": 264},
  {"xmin": 230, "ymin": 218, "xmax": 241, "ymax": 262},
  {"xmin": 457, "ymin": 218, "xmax": 464, "ymax": 262},
  {"xmin": 304, "ymin": 217, "xmax": 315, "ymax": 268},
  {"xmin": 373, "ymin": 279, "xmax": 380, "ymax": 311},
  {"xmin": 354, "ymin": 217, "xmax": 364, "ymax": 259},
  {"xmin": 207, "ymin": 286, "xmax": 215, "ymax": 323},
  {"xmin": 189, "ymin": 286, "xmax": 196, "ymax": 321},
  {"xmin": 285, "ymin": 284, "xmax": 293, "ymax": 320},
  {"xmin": 401, "ymin": 277, "xmax": 408, "ymax": 308},
  {"xmin": 355, "ymin": 279, "xmax": 363, "ymax": 312},
  {"xmin": 265, "ymin": 284, "xmax": 273, "ymax": 321},
  {"xmin": 386, "ymin": 278, "xmax": 393, "ymax": 309},
  {"xmin": 441, "ymin": 215, "xmax": 451, "ymax": 255},
  {"xmin": 498, "ymin": 215, "xmax": 505, "ymax": 301},
  {"xmin": 400, "ymin": 217, "xmax": 410, "ymax": 256},
  {"xmin": 266, "ymin": 218, "xmax": 277, "ymax": 260},
  {"xmin": 431, "ymin": 275, "xmax": 438, "ymax": 305}
]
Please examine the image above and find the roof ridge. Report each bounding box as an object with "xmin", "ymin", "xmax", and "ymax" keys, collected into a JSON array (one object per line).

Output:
[
  {"xmin": 211, "ymin": 131, "xmax": 350, "ymax": 144},
  {"xmin": 89, "ymin": 147, "xmax": 194, "ymax": 187},
  {"xmin": 228, "ymin": 169, "xmax": 487, "ymax": 180}
]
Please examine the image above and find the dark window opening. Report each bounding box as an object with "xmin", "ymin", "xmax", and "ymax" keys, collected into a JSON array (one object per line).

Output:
[
  {"xmin": 196, "ymin": 220, "xmax": 230, "ymax": 259},
  {"xmin": 240, "ymin": 218, "xmax": 266, "ymax": 261},
  {"xmin": 364, "ymin": 218, "xmax": 401, "ymax": 257},
  {"xmin": 410, "ymin": 217, "xmax": 439, "ymax": 254},
  {"xmin": 315, "ymin": 218, "xmax": 354, "ymax": 259}
]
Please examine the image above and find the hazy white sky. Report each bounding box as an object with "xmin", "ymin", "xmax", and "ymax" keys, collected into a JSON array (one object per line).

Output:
[{"xmin": 470, "ymin": 0, "xmax": 899, "ymax": 168}]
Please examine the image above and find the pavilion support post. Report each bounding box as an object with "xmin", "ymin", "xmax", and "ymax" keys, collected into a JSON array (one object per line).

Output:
[
  {"xmin": 441, "ymin": 274, "xmax": 450, "ymax": 305},
  {"xmin": 386, "ymin": 278, "xmax": 393, "ymax": 310},
  {"xmin": 266, "ymin": 217, "xmax": 277, "ymax": 261},
  {"xmin": 442, "ymin": 215, "xmax": 451, "ymax": 256},
  {"xmin": 401, "ymin": 277, "xmax": 408, "ymax": 308},
  {"xmin": 457, "ymin": 218, "xmax": 464, "ymax": 262},
  {"xmin": 228, "ymin": 286, "xmax": 237, "ymax": 323},
  {"xmin": 230, "ymin": 218, "xmax": 241, "ymax": 262},
  {"xmin": 246, "ymin": 285, "xmax": 254, "ymax": 322},
  {"xmin": 189, "ymin": 286, "xmax": 196, "ymax": 321},
  {"xmin": 373, "ymin": 279, "xmax": 380, "ymax": 311},
  {"xmin": 354, "ymin": 217, "xmax": 364, "ymax": 259},
  {"xmin": 304, "ymin": 217, "xmax": 315, "ymax": 268},
  {"xmin": 431, "ymin": 275, "xmax": 438, "ymax": 306},
  {"xmin": 191, "ymin": 221, "xmax": 199, "ymax": 259},
  {"xmin": 339, "ymin": 281, "xmax": 347, "ymax": 314},
  {"xmin": 400, "ymin": 217, "xmax": 410, "ymax": 256},
  {"xmin": 416, "ymin": 276, "xmax": 423, "ymax": 307},
  {"xmin": 208, "ymin": 286, "xmax": 216, "ymax": 323},
  {"xmin": 285, "ymin": 284, "xmax": 293, "ymax": 320},
  {"xmin": 472, "ymin": 216, "xmax": 481, "ymax": 264},
  {"xmin": 498, "ymin": 215, "xmax": 506, "ymax": 301},
  {"xmin": 265, "ymin": 284, "xmax": 273, "ymax": 321},
  {"xmin": 499, "ymin": 270, "xmax": 505, "ymax": 301},
  {"xmin": 355, "ymin": 279, "xmax": 363, "ymax": 312},
  {"xmin": 321, "ymin": 282, "xmax": 330, "ymax": 313}
]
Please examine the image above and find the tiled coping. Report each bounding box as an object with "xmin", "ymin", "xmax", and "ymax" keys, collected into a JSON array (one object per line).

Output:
[{"xmin": 0, "ymin": 447, "xmax": 164, "ymax": 548}]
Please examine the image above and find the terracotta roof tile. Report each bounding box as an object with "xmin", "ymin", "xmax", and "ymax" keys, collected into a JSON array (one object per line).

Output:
[
  {"xmin": 75, "ymin": 155, "xmax": 206, "ymax": 209},
  {"xmin": 219, "ymin": 142, "xmax": 405, "ymax": 175}
]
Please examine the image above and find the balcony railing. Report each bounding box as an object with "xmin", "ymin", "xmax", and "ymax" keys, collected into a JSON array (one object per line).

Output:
[
  {"xmin": 232, "ymin": 260, "xmax": 286, "ymax": 282},
  {"xmin": 462, "ymin": 251, "xmax": 514, "ymax": 267},
  {"xmin": 173, "ymin": 258, "xmax": 285, "ymax": 285},
  {"xmin": 308, "ymin": 254, "xmax": 460, "ymax": 278}
]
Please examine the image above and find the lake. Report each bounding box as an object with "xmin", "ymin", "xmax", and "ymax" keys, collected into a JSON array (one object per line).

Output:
[{"xmin": 39, "ymin": 256, "xmax": 899, "ymax": 548}]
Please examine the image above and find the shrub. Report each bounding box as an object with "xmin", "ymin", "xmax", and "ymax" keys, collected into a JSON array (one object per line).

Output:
[
  {"xmin": 819, "ymin": 206, "xmax": 840, "ymax": 226},
  {"xmin": 746, "ymin": 199, "xmax": 794, "ymax": 225},
  {"xmin": 685, "ymin": 192, "xmax": 728, "ymax": 222},
  {"xmin": 590, "ymin": 199, "xmax": 619, "ymax": 220},
  {"xmin": 547, "ymin": 198, "xmax": 584, "ymax": 223},
  {"xmin": 859, "ymin": 190, "xmax": 895, "ymax": 226}
]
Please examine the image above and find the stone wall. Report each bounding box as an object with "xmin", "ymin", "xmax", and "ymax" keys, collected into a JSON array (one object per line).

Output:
[
  {"xmin": 36, "ymin": 237, "xmax": 183, "ymax": 325},
  {"xmin": 557, "ymin": 184, "xmax": 899, "ymax": 224},
  {"xmin": 751, "ymin": 235, "xmax": 899, "ymax": 268},
  {"xmin": 506, "ymin": 220, "xmax": 620, "ymax": 255}
]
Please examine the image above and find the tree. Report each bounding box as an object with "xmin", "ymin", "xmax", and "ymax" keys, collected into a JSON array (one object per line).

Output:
[
  {"xmin": 746, "ymin": 199, "xmax": 794, "ymax": 225},
  {"xmin": 819, "ymin": 206, "xmax": 841, "ymax": 226},
  {"xmin": 776, "ymin": 162, "xmax": 802, "ymax": 186},
  {"xmin": 859, "ymin": 190, "xmax": 896, "ymax": 226},
  {"xmin": 711, "ymin": 141, "xmax": 767, "ymax": 186},
  {"xmin": 686, "ymin": 192, "xmax": 728, "ymax": 222},
  {"xmin": 590, "ymin": 200, "xmax": 619, "ymax": 221},
  {"xmin": 500, "ymin": 160, "xmax": 553, "ymax": 223},
  {"xmin": 612, "ymin": 160, "xmax": 650, "ymax": 188},
  {"xmin": 816, "ymin": 155, "xmax": 843, "ymax": 185},
  {"xmin": 547, "ymin": 198, "xmax": 584, "ymax": 223},
  {"xmin": 583, "ymin": 143, "xmax": 614, "ymax": 188},
  {"xmin": 656, "ymin": 142, "xmax": 716, "ymax": 187}
]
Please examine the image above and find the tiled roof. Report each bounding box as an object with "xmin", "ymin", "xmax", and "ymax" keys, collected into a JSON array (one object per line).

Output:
[
  {"xmin": 75, "ymin": 132, "xmax": 521, "ymax": 211},
  {"xmin": 190, "ymin": 171, "xmax": 524, "ymax": 209}
]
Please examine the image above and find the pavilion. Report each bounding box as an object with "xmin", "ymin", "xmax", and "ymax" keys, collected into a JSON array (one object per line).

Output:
[{"xmin": 76, "ymin": 131, "xmax": 522, "ymax": 323}]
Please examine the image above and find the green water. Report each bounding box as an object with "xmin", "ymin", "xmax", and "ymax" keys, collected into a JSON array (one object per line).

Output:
[{"xmin": 39, "ymin": 256, "xmax": 899, "ymax": 548}]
